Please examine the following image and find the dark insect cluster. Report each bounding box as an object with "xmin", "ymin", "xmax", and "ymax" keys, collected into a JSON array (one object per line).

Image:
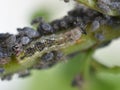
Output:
[
  {"xmin": 0, "ymin": 5, "xmax": 115, "ymax": 61},
  {"xmin": 97, "ymin": 0, "xmax": 120, "ymax": 14},
  {"xmin": 0, "ymin": 3, "xmax": 119, "ymax": 57},
  {"xmin": 31, "ymin": 6, "xmax": 89, "ymax": 36},
  {"xmin": 33, "ymin": 50, "xmax": 63, "ymax": 69},
  {"xmin": 0, "ymin": 67, "xmax": 4, "ymax": 74}
]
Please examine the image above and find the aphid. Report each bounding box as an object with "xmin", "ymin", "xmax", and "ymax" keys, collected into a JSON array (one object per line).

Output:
[
  {"xmin": 33, "ymin": 50, "xmax": 63, "ymax": 69},
  {"xmin": 0, "ymin": 48, "xmax": 4, "ymax": 58},
  {"xmin": 68, "ymin": 7, "xmax": 82, "ymax": 17},
  {"xmin": 0, "ymin": 49, "xmax": 10, "ymax": 58},
  {"xmin": 38, "ymin": 23, "xmax": 53, "ymax": 35},
  {"xmin": 17, "ymin": 27, "xmax": 40, "ymax": 39},
  {"xmin": 0, "ymin": 33, "xmax": 14, "ymax": 49},
  {"xmin": 31, "ymin": 17, "xmax": 44, "ymax": 25},
  {"xmin": 21, "ymin": 36, "xmax": 30, "ymax": 45},
  {"xmin": 5, "ymin": 35, "xmax": 16, "ymax": 48},
  {"xmin": 63, "ymin": 16, "xmax": 74, "ymax": 26},
  {"xmin": 95, "ymin": 33, "xmax": 105, "ymax": 41},
  {"xmin": 41, "ymin": 52, "xmax": 54, "ymax": 62},
  {"xmin": 97, "ymin": 0, "xmax": 111, "ymax": 13},
  {"xmin": 51, "ymin": 20, "xmax": 60, "ymax": 31},
  {"xmin": 0, "ymin": 33, "xmax": 11, "ymax": 40},
  {"xmin": 110, "ymin": 2, "xmax": 120, "ymax": 11},
  {"xmin": 0, "ymin": 68, "xmax": 4, "ymax": 74},
  {"xmin": 52, "ymin": 50, "xmax": 63, "ymax": 61},
  {"xmin": 59, "ymin": 19, "xmax": 68, "ymax": 29},
  {"xmin": 91, "ymin": 20, "xmax": 100, "ymax": 31}
]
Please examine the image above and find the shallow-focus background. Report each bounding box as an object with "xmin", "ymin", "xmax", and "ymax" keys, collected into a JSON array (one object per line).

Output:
[{"xmin": 0, "ymin": 0, "xmax": 120, "ymax": 90}]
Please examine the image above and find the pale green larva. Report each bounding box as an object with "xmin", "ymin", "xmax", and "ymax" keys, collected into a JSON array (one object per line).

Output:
[{"xmin": 18, "ymin": 27, "xmax": 82, "ymax": 64}]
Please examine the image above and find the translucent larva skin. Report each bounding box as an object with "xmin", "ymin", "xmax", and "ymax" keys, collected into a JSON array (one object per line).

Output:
[{"xmin": 18, "ymin": 27, "xmax": 82, "ymax": 63}]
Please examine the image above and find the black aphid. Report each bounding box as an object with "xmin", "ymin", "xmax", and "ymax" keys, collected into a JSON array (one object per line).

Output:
[
  {"xmin": 17, "ymin": 27, "xmax": 40, "ymax": 38},
  {"xmin": 0, "ymin": 33, "xmax": 11, "ymax": 40},
  {"xmin": 59, "ymin": 19, "xmax": 68, "ymax": 29},
  {"xmin": 0, "ymin": 48, "xmax": 4, "ymax": 58},
  {"xmin": 92, "ymin": 20, "xmax": 100, "ymax": 31},
  {"xmin": 31, "ymin": 17, "xmax": 44, "ymax": 25},
  {"xmin": 38, "ymin": 23, "xmax": 53, "ymax": 35},
  {"xmin": 51, "ymin": 20, "xmax": 60, "ymax": 31},
  {"xmin": 5, "ymin": 35, "xmax": 16, "ymax": 48},
  {"xmin": 41, "ymin": 52, "xmax": 54, "ymax": 62},
  {"xmin": 55, "ymin": 51, "xmax": 63, "ymax": 60},
  {"xmin": 0, "ymin": 68, "xmax": 4, "ymax": 74},
  {"xmin": 95, "ymin": 33, "xmax": 105, "ymax": 41},
  {"xmin": 21, "ymin": 36, "xmax": 30, "ymax": 45},
  {"xmin": 63, "ymin": 16, "xmax": 74, "ymax": 26},
  {"xmin": 33, "ymin": 51, "xmax": 63, "ymax": 69}
]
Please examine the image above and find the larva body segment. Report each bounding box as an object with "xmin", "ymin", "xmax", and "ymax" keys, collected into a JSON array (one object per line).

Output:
[{"xmin": 18, "ymin": 27, "xmax": 82, "ymax": 64}]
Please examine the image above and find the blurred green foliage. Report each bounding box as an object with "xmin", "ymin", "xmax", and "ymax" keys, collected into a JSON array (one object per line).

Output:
[
  {"xmin": 28, "ymin": 53, "xmax": 83, "ymax": 90},
  {"xmin": 26, "ymin": 51, "xmax": 120, "ymax": 90},
  {"xmin": 30, "ymin": 8, "xmax": 52, "ymax": 23}
]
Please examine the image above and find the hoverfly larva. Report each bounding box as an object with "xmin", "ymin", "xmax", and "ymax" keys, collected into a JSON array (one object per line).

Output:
[{"xmin": 18, "ymin": 27, "xmax": 82, "ymax": 63}]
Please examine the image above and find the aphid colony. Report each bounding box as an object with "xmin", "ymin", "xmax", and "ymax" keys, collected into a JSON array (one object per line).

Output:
[
  {"xmin": 0, "ymin": 6, "xmax": 89, "ymax": 60},
  {"xmin": 19, "ymin": 27, "xmax": 82, "ymax": 61},
  {"xmin": 33, "ymin": 50, "xmax": 63, "ymax": 69},
  {"xmin": 0, "ymin": 4, "xmax": 119, "ymax": 80},
  {"xmin": 97, "ymin": 0, "xmax": 120, "ymax": 14},
  {"xmin": 0, "ymin": 5, "xmax": 116, "ymax": 60}
]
